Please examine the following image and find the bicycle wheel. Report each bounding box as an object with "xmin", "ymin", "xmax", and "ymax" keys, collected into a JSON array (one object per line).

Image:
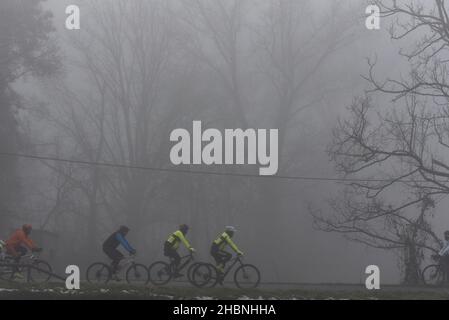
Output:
[
  {"xmin": 0, "ymin": 264, "xmax": 15, "ymax": 281},
  {"xmin": 234, "ymin": 264, "xmax": 260, "ymax": 289},
  {"xmin": 29, "ymin": 260, "xmax": 52, "ymax": 283},
  {"xmin": 422, "ymin": 264, "xmax": 445, "ymax": 286},
  {"xmin": 191, "ymin": 263, "xmax": 216, "ymax": 288},
  {"xmin": 201, "ymin": 263, "xmax": 219, "ymax": 288},
  {"xmin": 187, "ymin": 262, "xmax": 199, "ymax": 283},
  {"xmin": 148, "ymin": 261, "xmax": 172, "ymax": 286},
  {"xmin": 187, "ymin": 262, "xmax": 205, "ymax": 285},
  {"xmin": 86, "ymin": 262, "xmax": 111, "ymax": 284},
  {"xmin": 126, "ymin": 263, "xmax": 149, "ymax": 285},
  {"xmin": 0, "ymin": 259, "xmax": 25, "ymax": 282}
]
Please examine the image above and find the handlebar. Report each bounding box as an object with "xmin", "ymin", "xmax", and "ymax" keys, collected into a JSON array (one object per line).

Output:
[{"xmin": 184, "ymin": 252, "xmax": 195, "ymax": 258}]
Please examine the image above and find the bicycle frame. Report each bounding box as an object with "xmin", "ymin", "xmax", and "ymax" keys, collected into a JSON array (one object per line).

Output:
[
  {"xmin": 178, "ymin": 254, "xmax": 194, "ymax": 271},
  {"xmin": 422, "ymin": 255, "xmax": 449, "ymax": 286},
  {"xmin": 19, "ymin": 253, "xmax": 40, "ymax": 262},
  {"xmin": 168, "ymin": 253, "xmax": 194, "ymax": 274},
  {"xmin": 219, "ymin": 255, "xmax": 242, "ymax": 279},
  {"xmin": 0, "ymin": 253, "xmax": 55, "ymax": 283},
  {"xmin": 115, "ymin": 255, "xmax": 137, "ymax": 273},
  {"xmin": 0, "ymin": 252, "xmax": 39, "ymax": 276},
  {"xmin": 436, "ymin": 260, "xmax": 449, "ymax": 282},
  {"xmin": 2, "ymin": 252, "xmax": 40, "ymax": 263}
]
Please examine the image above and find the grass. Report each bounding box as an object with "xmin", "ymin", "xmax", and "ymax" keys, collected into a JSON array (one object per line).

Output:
[{"xmin": 1, "ymin": 281, "xmax": 449, "ymax": 299}]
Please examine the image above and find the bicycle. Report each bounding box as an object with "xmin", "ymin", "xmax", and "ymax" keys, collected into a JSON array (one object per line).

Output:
[
  {"xmin": 191, "ymin": 255, "xmax": 260, "ymax": 289},
  {"xmin": 148, "ymin": 252, "xmax": 204, "ymax": 286},
  {"xmin": 86, "ymin": 254, "xmax": 148, "ymax": 285},
  {"xmin": 422, "ymin": 254, "xmax": 449, "ymax": 286},
  {"xmin": 0, "ymin": 251, "xmax": 52, "ymax": 284}
]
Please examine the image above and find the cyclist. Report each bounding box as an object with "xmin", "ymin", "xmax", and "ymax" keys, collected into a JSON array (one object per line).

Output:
[
  {"xmin": 5, "ymin": 224, "xmax": 42, "ymax": 263},
  {"xmin": 439, "ymin": 231, "xmax": 449, "ymax": 268},
  {"xmin": 103, "ymin": 225, "xmax": 136, "ymax": 280},
  {"xmin": 210, "ymin": 226, "xmax": 244, "ymax": 281},
  {"xmin": 164, "ymin": 224, "xmax": 195, "ymax": 277}
]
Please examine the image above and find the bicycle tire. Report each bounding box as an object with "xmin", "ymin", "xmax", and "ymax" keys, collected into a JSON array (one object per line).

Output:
[
  {"xmin": 234, "ymin": 264, "xmax": 261, "ymax": 289},
  {"xmin": 203, "ymin": 263, "xmax": 219, "ymax": 288},
  {"xmin": 0, "ymin": 259, "xmax": 25, "ymax": 282},
  {"xmin": 86, "ymin": 262, "xmax": 111, "ymax": 284},
  {"xmin": 126, "ymin": 263, "xmax": 149, "ymax": 285},
  {"xmin": 422, "ymin": 264, "xmax": 445, "ymax": 286},
  {"xmin": 148, "ymin": 261, "xmax": 172, "ymax": 286},
  {"xmin": 191, "ymin": 263, "xmax": 216, "ymax": 288},
  {"xmin": 187, "ymin": 262, "xmax": 213, "ymax": 286},
  {"xmin": 187, "ymin": 262, "xmax": 199, "ymax": 284},
  {"xmin": 0, "ymin": 264, "xmax": 16, "ymax": 282},
  {"xmin": 29, "ymin": 259, "xmax": 52, "ymax": 283}
]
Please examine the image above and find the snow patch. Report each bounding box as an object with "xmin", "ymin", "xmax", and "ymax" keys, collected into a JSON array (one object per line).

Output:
[{"xmin": 237, "ymin": 295, "xmax": 265, "ymax": 300}]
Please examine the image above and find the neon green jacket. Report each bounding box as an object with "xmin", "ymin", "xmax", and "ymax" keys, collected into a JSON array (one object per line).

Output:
[
  {"xmin": 166, "ymin": 230, "xmax": 192, "ymax": 250},
  {"xmin": 213, "ymin": 232, "xmax": 243, "ymax": 254}
]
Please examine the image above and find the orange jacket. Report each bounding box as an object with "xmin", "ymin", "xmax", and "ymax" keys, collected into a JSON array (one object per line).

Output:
[{"xmin": 5, "ymin": 229, "xmax": 36, "ymax": 255}]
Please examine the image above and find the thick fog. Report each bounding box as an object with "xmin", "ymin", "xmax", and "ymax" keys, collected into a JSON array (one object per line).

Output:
[{"xmin": 3, "ymin": 0, "xmax": 449, "ymax": 285}]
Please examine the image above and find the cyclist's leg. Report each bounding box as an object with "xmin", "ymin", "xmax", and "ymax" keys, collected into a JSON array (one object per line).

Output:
[
  {"xmin": 11, "ymin": 246, "xmax": 27, "ymax": 264},
  {"xmin": 165, "ymin": 243, "xmax": 180, "ymax": 266},
  {"xmin": 165, "ymin": 246, "xmax": 181, "ymax": 275},
  {"xmin": 218, "ymin": 250, "xmax": 231, "ymax": 268},
  {"xmin": 103, "ymin": 246, "xmax": 114, "ymax": 268},
  {"xmin": 8, "ymin": 246, "xmax": 26, "ymax": 277},
  {"xmin": 164, "ymin": 242, "xmax": 174, "ymax": 267},
  {"xmin": 104, "ymin": 246, "xmax": 123, "ymax": 274},
  {"xmin": 210, "ymin": 244, "xmax": 223, "ymax": 270},
  {"xmin": 111, "ymin": 250, "xmax": 124, "ymax": 274},
  {"xmin": 210, "ymin": 245, "xmax": 225, "ymax": 284},
  {"xmin": 443, "ymin": 256, "xmax": 449, "ymax": 283},
  {"xmin": 213, "ymin": 250, "xmax": 230, "ymax": 285},
  {"xmin": 172, "ymin": 250, "xmax": 181, "ymax": 271}
]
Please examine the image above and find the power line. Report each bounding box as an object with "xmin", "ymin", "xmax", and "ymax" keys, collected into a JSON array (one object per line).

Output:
[{"xmin": 0, "ymin": 151, "xmax": 442, "ymax": 183}]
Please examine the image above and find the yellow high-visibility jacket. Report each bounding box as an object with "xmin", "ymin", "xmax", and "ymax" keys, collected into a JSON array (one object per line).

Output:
[
  {"xmin": 213, "ymin": 232, "xmax": 242, "ymax": 254},
  {"xmin": 166, "ymin": 230, "xmax": 192, "ymax": 250}
]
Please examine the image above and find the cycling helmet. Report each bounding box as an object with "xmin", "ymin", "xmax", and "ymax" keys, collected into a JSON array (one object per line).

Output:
[
  {"xmin": 225, "ymin": 226, "xmax": 237, "ymax": 233},
  {"xmin": 22, "ymin": 224, "xmax": 32, "ymax": 234},
  {"xmin": 119, "ymin": 225, "xmax": 130, "ymax": 234},
  {"xmin": 179, "ymin": 224, "xmax": 189, "ymax": 234}
]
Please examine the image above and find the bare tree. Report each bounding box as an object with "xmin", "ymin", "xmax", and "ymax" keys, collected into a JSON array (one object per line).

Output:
[
  {"xmin": 70, "ymin": 0, "xmax": 179, "ymax": 237},
  {"xmin": 177, "ymin": 0, "xmax": 361, "ymax": 278},
  {"xmin": 0, "ymin": 0, "xmax": 59, "ymax": 230},
  {"xmin": 313, "ymin": 0, "xmax": 449, "ymax": 283},
  {"xmin": 33, "ymin": 0, "xmax": 185, "ymax": 257}
]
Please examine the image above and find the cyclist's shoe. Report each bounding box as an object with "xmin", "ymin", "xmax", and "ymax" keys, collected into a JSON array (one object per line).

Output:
[
  {"xmin": 216, "ymin": 265, "xmax": 224, "ymax": 285},
  {"xmin": 217, "ymin": 274, "xmax": 224, "ymax": 286},
  {"xmin": 173, "ymin": 272, "xmax": 184, "ymax": 279},
  {"xmin": 12, "ymin": 272, "xmax": 25, "ymax": 280}
]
